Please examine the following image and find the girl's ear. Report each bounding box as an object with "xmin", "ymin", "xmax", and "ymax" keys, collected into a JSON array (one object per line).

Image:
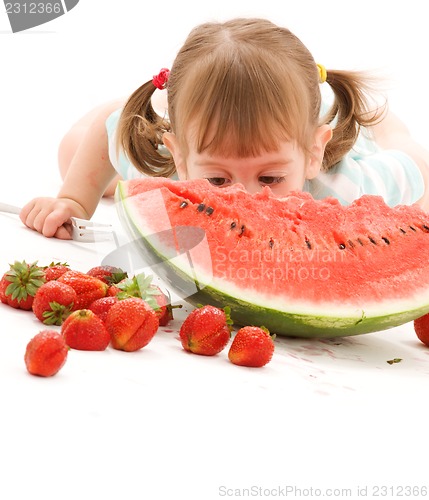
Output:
[
  {"xmin": 306, "ymin": 124, "xmax": 333, "ymax": 179},
  {"xmin": 163, "ymin": 132, "xmax": 187, "ymax": 180}
]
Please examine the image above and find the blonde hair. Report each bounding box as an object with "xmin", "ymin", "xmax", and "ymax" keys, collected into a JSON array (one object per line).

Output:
[{"xmin": 117, "ymin": 18, "xmax": 384, "ymax": 175}]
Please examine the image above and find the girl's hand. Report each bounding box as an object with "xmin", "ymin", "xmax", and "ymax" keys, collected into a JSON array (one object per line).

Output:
[
  {"xmin": 20, "ymin": 100, "xmax": 121, "ymax": 238},
  {"xmin": 20, "ymin": 197, "xmax": 90, "ymax": 239}
]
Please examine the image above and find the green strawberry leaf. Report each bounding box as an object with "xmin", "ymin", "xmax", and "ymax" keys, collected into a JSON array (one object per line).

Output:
[
  {"xmin": 222, "ymin": 306, "xmax": 234, "ymax": 332},
  {"xmin": 42, "ymin": 301, "xmax": 74, "ymax": 326}
]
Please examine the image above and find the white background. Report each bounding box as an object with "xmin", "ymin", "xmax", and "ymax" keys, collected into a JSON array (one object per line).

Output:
[{"xmin": 1, "ymin": 2, "xmax": 429, "ymax": 500}]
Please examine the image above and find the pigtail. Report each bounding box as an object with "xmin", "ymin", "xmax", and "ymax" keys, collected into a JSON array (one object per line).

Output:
[
  {"xmin": 116, "ymin": 80, "xmax": 175, "ymax": 177},
  {"xmin": 322, "ymin": 69, "xmax": 386, "ymax": 170}
]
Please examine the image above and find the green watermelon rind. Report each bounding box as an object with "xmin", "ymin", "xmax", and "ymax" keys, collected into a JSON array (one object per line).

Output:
[{"xmin": 116, "ymin": 183, "xmax": 429, "ymax": 338}]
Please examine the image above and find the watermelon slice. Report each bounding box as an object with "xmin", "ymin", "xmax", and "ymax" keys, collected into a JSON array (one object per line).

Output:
[{"xmin": 115, "ymin": 177, "xmax": 429, "ymax": 338}]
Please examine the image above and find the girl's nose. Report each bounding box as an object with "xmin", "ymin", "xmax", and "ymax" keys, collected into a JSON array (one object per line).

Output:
[{"xmin": 232, "ymin": 179, "xmax": 262, "ymax": 194}]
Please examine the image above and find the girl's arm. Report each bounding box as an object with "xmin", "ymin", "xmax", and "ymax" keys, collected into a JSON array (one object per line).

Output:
[
  {"xmin": 370, "ymin": 111, "xmax": 429, "ymax": 211},
  {"xmin": 20, "ymin": 104, "xmax": 119, "ymax": 239}
]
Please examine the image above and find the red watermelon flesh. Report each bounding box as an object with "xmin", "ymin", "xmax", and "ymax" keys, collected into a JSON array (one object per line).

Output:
[{"xmin": 116, "ymin": 177, "xmax": 429, "ymax": 337}]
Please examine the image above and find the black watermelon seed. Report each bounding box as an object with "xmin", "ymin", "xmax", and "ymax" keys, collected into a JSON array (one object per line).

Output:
[
  {"xmin": 230, "ymin": 222, "xmax": 237, "ymax": 229},
  {"xmin": 423, "ymin": 225, "xmax": 429, "ymax": 232},
  {"xmin": 368, "ymin": 237, "xmax": 377, "ymax": 245},
  {"xmin": 269, "ymin": 238, "xmax": 274, "ymax": 249},
  {"xmin": 179, "ymin": 201, "xmax": 188, "ymax": 208},
  {"xmin": 338, "ymin": 243, "xmax": 346, "ymax": 249},
  {"xmin": 205, "ymin": 206, "xmax": 214, "ymax": 215},
  {"xmin": 409, "ymin": 225, "xmax": 416, "ymax": 232},
  {"xmin": 239, "ymin": 225, "xmax": 245, "ymax": 236},
  {"xmin": 348, "ymin": 239, "xmax": 355, "ymax": 248},
  {"xmin": 357, "ymin": 238, "xmax": 364, "ymax": 246},
  {"xmin": 382, "ymin": 237, "xmax": 390, "ymax": 245},
  {"xmin": 305, "ymin": 238, "xmax": 312, "ymax": 249},
  {"xmin": 399, "ymin": 228, "xmax": 406, "ymax": 234},
  {"xmin": 197, "ymin": 203, "xmax": 205, "ymax": 212}
]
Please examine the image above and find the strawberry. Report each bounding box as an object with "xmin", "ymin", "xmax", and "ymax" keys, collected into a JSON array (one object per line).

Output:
[
  {"xmin": 86, "ymin": 265, "xmax": 128, "ymax": 285},
  {"xmin": 106, "ymin": 297, "xmax": 159, "ymax": 352},
  {"xmin": 43, "ymin": 262, "xmax": 70, "ymax": 281},
  {"xmin": 107, "ymin": 284, "xmax": 121, "ymax": 297},
  {"xmin": 0, "ymin": 260, "xmax": 45, "ymax": 310},
  {"xmin": 57, "ymin": 270, "xmax": 108, "ymax": 309},
  {"xmin": 62, "ymin": 309, "xmax": 111, "ymax": 351},
  {"xmin": 151, "ymin": 286, "xmax": 181, "ymax": 326},
  {"xmin": 179, "ymin": 305, "xmax": 232, "ymax": 356},
  {"xmin": 228, "ymin": 326, "xmax": 275, "ymax": 367},
  {"xmin": 414, "ymin": 314, "xmax": 429, "ymax": 347},
  {"xmin": 113, "ymin": 273, "xmax": 179, "ymax": 325},
  {"xmin": 24, "ymin": 330, "xmax": 69, "ymax": 377},
  {"xmin": 32, "ymin": 281, "xmax": 77, "ymax": 326},
  {"xmin": 0, "ymin": 278, "xmax": 34, "ymax": 309},
  {"xmin": 88, "ymin": 296, "xmax": 119, "ymax": 323}
]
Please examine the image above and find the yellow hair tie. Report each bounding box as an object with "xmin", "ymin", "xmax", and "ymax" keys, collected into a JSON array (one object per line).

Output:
[{"xmin": 317, "ymin": 63, "xmax": 327, "ymax": 84}]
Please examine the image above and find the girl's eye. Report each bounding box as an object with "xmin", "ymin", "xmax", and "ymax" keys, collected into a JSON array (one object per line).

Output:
[
  {"xmin": 206, "ymin": 177, "xmax": 231, "ymax": 187},
  {"xmin": 259, "ymin": 176, "xmax": 286, "ymax": 185}
]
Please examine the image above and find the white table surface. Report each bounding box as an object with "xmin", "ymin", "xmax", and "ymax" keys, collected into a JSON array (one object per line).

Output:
[{"xmin": 1, "ymin": 192, "xmax": 429, "ymax": 500}]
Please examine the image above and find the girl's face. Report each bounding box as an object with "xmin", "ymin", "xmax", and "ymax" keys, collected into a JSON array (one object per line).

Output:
[{"xmin": 163, "ymin": 125, "xmax": 331, "ymax": 197}]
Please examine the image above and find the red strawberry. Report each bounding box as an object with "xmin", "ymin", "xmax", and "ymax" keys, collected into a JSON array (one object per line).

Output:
[
  {"xmin": 58, "ymin": 270, "xmax": 108, "ymax": 309},
  {"xmin": 32, "ymin": 281, "xmax": 77, "ymax": 326},
  {"xmin": 414, "ymin": 314, "xmax": 429, "ymax": 347},
  {"xmin": 0, "ymin": 260, "xmax": 45, "ymax": 310},
  {"xmin": 106, "ymin": 297, "xmax": 159, "ymax": 352},
  {"xmin": 88, "ymin": 296, "xmax": 119, "ymax": 323},
  {"xmin": 86, "ymin": 265, "xmax": 128, "ymax": 285},
  {"xmin": 62, "ymin": 309, "xmax": 111, "ymax": 351},
  {"xmin": 107, "ymin": 284, "xmax": 120, "ymax": 297},
  {"xmin": 0, "ymin": 278, "xmax": 34, "ymax": 309},
  {"xmin": 179, "ymin": 305, "xmax": 232, "ymax": 356},
  {"xmin": 43, "ymin": 262, "xmax": 70, "ymax": 281},
  {"xmin": 113, "ymin": 273, "xmax": 178, "ymax": 325},
  {"xmin": 24, "ymin": 330, "xmax": 69, "ymax": 377},
  {"xmin": 228, "ymin": 326, "xmax": 275, "ymax": 367},
  {"xmin": 150, "ymin": 286, "xmax": 181, "ymax": 326}
]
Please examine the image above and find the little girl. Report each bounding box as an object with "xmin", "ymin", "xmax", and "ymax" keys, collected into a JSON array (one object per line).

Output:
[{"xmin": 20, "ymin": 17, "xmax": 429, "ymax": 239}]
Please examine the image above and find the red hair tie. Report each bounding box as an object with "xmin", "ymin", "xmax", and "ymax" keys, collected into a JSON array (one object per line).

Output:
[{"xmin": 152, "ymin": 68, "xmax": 170, "ymax": 90}]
